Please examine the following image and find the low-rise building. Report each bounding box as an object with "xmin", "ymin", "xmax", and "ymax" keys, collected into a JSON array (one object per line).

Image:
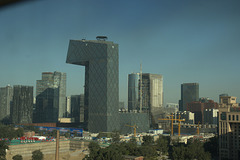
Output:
[
  {"xmin": 204, "ymin": 109, "xmax": 218, "ymax": 125},
  {"xmin": 175, "ymin": 111, "xmax": 195, "ymax": 124}
]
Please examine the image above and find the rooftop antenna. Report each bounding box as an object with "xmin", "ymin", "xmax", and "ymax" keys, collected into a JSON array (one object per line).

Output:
[{"xmin": 139, "ymin": 63, "xmax": 142, "ymax": 113}]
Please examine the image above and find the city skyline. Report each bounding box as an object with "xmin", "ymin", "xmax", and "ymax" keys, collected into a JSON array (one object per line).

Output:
[{"xmin": 1, "ymin": 0, "xmax": 240, "ymax": 105}]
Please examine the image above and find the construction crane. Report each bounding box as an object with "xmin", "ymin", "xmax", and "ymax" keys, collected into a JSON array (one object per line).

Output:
[
  {"xmin": 125, "ymin": 124, "xmax": 138, "ymax": 137},
  {"xmin": 158, "ymin": 114, "xmax": 185, "ymax": 137},
  {"xmin": 158, "ymin": 114, "xmax": 176, "ymax": 136},
  {"xmin": 158, "ymin": 114, "xmax": 174, "ymax": 136},
  {"xmin": 177, "ymin": 115, "xmax": 185, "ymax": 137}
]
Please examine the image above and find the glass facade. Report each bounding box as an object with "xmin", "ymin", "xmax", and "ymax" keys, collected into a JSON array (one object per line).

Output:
[
  {"xmin": 35, "ymin": 72, "xmax": 66, "ymax": 123},
  {"xmin": 141, "ymin": 73, "xmax": 163, "ymax": 111},
  {"xmin": 71, "ymin": 94, "xmax": 85, "ymax": 123},
  {"xmin": 141, "ymin": 73, "xmax": 163, "ymax": 127},
  {"xmin": 0, "ymin": 85, "xmax": 13, "ymax": 121},
  {"xmin": 128, "ymin": 73, "xmax": 139, "ymax": 111},
  {"xmin": 66, "ymin": 39, "xmax": 119, "ymax": 133},
  {"xmin": 12, "ymin": 85, "xmax": 33, "ymax": 124},
  {"xmin": 180, "ymin": 83, "xmax": 199, "ymax": 111},
  {"xmin": 119, "ymin": 112, "xmax": 150, "ymax": 134}
]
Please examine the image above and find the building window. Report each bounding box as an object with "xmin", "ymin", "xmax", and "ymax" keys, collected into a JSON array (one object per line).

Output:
[
  {"xmin": 221, "ymin": 112, "xmax": 226, "ymax": 120},
  {"xmin": 233, "ymin": 115, "xmax": 235, "ymax": 121},
  {"xmin": 229, "ymin": 115, "xmax": 231, "ymax": 120},
  {"xmin": 237, "ymin": 115, "xmax": 239, "ymax": 121}
]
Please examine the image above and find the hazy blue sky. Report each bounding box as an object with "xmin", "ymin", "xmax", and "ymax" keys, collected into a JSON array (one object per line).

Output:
[{"xmin": 1, "ymin": 0, "xmax": 240, "ymax": 106}]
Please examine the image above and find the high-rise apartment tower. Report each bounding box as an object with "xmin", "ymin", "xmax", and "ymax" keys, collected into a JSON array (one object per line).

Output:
[
  {"xmin": 0, "ymin": 85, "xmax": 13, "ymax": 121},
  {"xmin": 11, "ymin": 85, "xmax": 33, "ymax": 124}
]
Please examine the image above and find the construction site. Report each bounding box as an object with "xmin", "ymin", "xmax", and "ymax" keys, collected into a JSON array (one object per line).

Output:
[{"xmin": 6, "ymin": 135, "xmax": 90, "ymax": 160}]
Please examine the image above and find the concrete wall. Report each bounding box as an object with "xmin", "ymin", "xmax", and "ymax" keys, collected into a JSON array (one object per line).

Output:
[{"xmin": 6, "ymin": 140, "xmax": 89, "ymax": 159}]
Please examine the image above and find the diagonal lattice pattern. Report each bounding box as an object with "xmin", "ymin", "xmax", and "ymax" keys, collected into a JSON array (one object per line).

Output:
[{"xmin": 66, "ymin": 40, "xmax": 119, "ymax": 133}]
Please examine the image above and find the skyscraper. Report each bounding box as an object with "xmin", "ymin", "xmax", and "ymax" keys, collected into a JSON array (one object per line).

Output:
[
  {"xmin": 0, "ymin": 85, "xmax": 13, "ymax": 121},
  {"xmin": 142, "ymin": 73, "xmax": 163, "ymax": 110},
  {"xmin": 179, "ymin": 83, "xmax": 199, "ymax": 111},
  {"xmin": 35, "ymin": 71, "xmax": 66, "ymax": 123},
  {"xmin": 141, "ymin": 73, "xmax": 163, "ymax": 127},
  {"xmin": 11, "ymin": 85, "xmax": 33, "ymax": 124},
  {"xmin": 66, "ymin": 37, "xmax": 119, "ymax": 132},
  {"xmin": 128, "ymin": 73, "xmax": 140, "ymax": 111},
  {"xmin": 71, "ymin": 94, "xmax": 85, "ymax": 123}
]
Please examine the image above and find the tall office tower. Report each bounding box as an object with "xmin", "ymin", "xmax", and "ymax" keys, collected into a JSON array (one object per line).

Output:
[
  {"xmin": 66, "ymin": 36, "xmax": 119, "ymax": 132},
  {"xmin": 0, "ymin": 85, "xmax": 13, "ymax": 121},
  {"xmin": 141, "ymin": 73, "xmax": 163, "ymax": 127},
  {"xmin": 71, "ymin": 94, "xmax": 84, "ymax": 123},
  {"xmin": 35, "ymin": 71, "xmax": 66, "ymax": 123},
  {"xmin": 11, "ymin": 85, "xmax": 33, "ymax": 124},
  {"xmin": 218, "ymin": 96, "xmax": 240, "ymax": 160},
  {"xmin": 128, "ymin": 73, "xmax": 140, "ymax": 111},
  {"xmin": 179, "ymin": 83, "xmax": 199, "ymax": 111}
]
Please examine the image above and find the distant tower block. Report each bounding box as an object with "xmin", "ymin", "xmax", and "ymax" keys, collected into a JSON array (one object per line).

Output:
[{"xmin": 66, "ymin": 37, "xmax": 119, "ymax": 133}]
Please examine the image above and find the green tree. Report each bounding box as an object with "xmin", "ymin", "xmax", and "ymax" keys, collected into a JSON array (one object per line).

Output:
[
  {"xmin": 12, "ymin": 154, "xmax": 23, "ymax": 160},
  {"xmin": 7, "ymin": 126, "xmax": 16, "ymax": 141},
  {"xmin": 103, "ymin": 144, "xmax": 124, "ymax": 160},
  {"xmin": 204, "ymin": 136, "xmax": 218, "ymax": 160},
  {"xmin": 172, "ymin": 145, "xmax": 186, "ymax": 160},
  {"xmin": 32, "ymin": 150, "xmax": 43, "ymax": 160},
  {"xmin": 123, "ymin": 138, "xmax": 139, "ymax": 156},
  {"xmin": 0, "ymin": 140, "xmax": 8, "ymax": 160},
  {"xmin": 0, "ymin": 124, "xmax": 16, "ymax": 141},
  {"xmin": 15, "ymin": 128, "xmax": 24, "ymax": 137},
  {"xmin": 139, "ymin": 146, "xmax": 157, "ymax": 159},
  {"xmin": 171, "ymin": 140, "xmax": 211, "ymax": 160},
  {"xmin": 186, "ymin": 140, "xmax": 211, "ymax": 160},
  {"xmin": 111, "ymin": 131, "xmax": 120, "ymax": 143},
  {"xmin": 86, "ymin": 142, "xmax": 101, "ymax": 159},
  {"xmin": 156, "ymin": 135, "xmax": 169, "ymax": 155},
  {"xmin": 142, "ymin": 135, "xmax": 154, "ymax": 146}
]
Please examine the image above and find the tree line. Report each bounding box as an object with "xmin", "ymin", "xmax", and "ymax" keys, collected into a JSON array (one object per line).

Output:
[{"xmin": 85, "ymin": 133, "xmax": 218, "ymax": 160}]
